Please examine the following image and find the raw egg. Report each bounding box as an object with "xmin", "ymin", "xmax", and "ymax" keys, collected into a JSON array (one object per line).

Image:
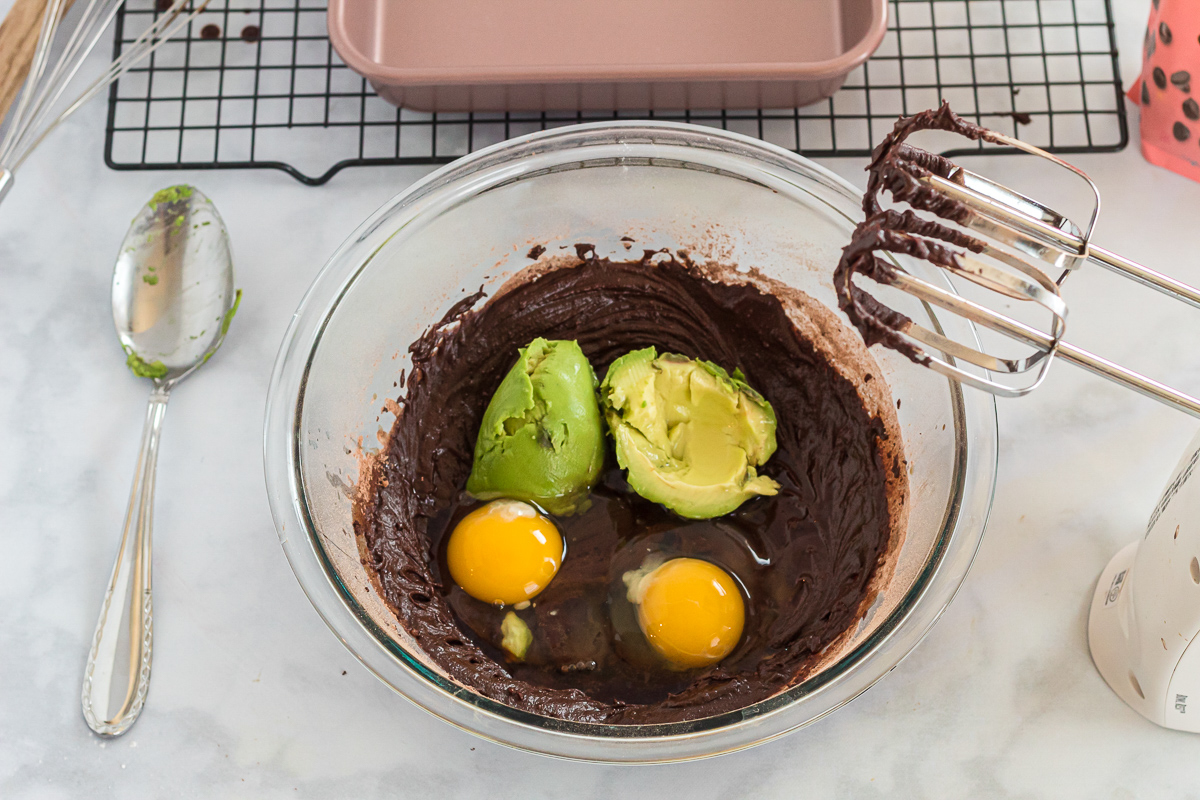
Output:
[
  {"xmin": 447, "ymin": 500, "xmax": 563, "ymax": 606},
  {"xmin": 625, "ymin": 557, "xmax": 745, "ymax": 669}
]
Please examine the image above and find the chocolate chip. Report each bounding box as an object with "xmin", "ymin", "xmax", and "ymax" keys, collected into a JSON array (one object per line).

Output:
[
  {"xmin": 1160, "ymin": 21, "xmax": 1173, "ymax": 45},
  {"xmin": 1172, "ymin": 71, "xmax": 1192, "ymax": 91},
  {"xmin": 1011, "ymin": 112, "xmax": 1032, "ymax": 125},
  {"xmin": 154, "ymin": 0, "xmax": 172, "ymax": 10},
  {"xmin": 1155, "ymin": 67, "xmax": 1167, "ymax": 89},
  {"xmin": 1142, "ymin": 81, "xmax": 1151, "ymax": 105},
  {"xmin": 1174, "ymin": 121, "xmax": 1190, "ymax": 142},
  {"xmin": 240, "ymin": 24, "xmax": 260, "ymax": 43},
  {"xmin": 200, "ymin": 23, "xmax": 220, "ymax": 39},
  {"xmin": 1186, "ymin": 99, "xmax": 1199, "ymax": 120}
]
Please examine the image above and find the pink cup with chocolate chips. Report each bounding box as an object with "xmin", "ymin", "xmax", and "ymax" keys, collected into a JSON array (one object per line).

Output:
[{"xmin": 1129, "ymin": 0, "xmax": 1200, "ymax": 182}]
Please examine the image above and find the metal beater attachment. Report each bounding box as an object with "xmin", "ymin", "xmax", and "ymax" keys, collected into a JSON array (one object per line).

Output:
[{"xmin": 836, "ymin": 103, "xmax": 1200, "ymax": 418}]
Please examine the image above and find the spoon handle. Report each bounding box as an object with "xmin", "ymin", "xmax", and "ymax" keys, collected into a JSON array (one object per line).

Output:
[{"xmin": 81, "ymin": 385, "xmax": 170, "ymax": 737}]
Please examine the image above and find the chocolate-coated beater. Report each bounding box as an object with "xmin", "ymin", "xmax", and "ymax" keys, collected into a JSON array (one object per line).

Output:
[{"xmin": 835, "ymin": 103, "xmax": 1200, "ymax": 418}]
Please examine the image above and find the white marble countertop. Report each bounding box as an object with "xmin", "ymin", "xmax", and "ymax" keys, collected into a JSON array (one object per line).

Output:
[{"xmin": 6, "ymin": 1, "xmax": 1200, "ymax": 797}]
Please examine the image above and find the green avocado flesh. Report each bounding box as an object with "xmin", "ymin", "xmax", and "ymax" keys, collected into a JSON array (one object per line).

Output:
[
  {"xmin": 600, "ymin": 348, "xmax": 779, "ymax": 519},
  {"xmin": 148, "ymin": 184, "xmax": 193, "ymax": 208},
  {"xmin": 124, "ymin": 347, "xmax": 168, "ymax": 379},
  {"xmin": 466, "ymin": 338, "xmax": 605, "ymax": 515}
]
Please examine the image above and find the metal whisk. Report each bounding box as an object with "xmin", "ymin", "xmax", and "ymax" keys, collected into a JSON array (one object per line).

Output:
[
  {"xmin": 836, "ymin": 103, "xmax": 1200, "ymax": 419},
  {"xmin": 0, "ymin": 0, "xmax": 208, "ymax": 204}
]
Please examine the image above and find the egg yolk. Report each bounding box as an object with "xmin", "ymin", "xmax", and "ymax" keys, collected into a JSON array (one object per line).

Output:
[
  {"xmin": 630, "ymin": 557, "xmax": 745, "ymax": 669},
  {"xmin": 446, "ymin": 500, "xmax": 563, "ymax": 606}
]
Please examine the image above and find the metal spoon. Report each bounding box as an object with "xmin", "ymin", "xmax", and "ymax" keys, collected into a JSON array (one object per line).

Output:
[{"xmin": 80, "ymin": 185, "xmax": 238, "ymax": 737}]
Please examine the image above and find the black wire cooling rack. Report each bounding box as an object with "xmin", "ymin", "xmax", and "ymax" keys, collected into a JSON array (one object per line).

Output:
[{"xmin": 104, "ymin": 0, "xmax": 1129, "ymax": 186}]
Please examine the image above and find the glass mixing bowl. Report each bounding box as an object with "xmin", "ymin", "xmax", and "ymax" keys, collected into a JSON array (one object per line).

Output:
[{"xmin": 264, "ymin": 122, "xmax": 998, "ymax": 763}]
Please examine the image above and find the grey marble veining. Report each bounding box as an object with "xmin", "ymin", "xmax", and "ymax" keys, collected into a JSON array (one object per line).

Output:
[{"xmin": 5, "ymin": 1, "xmax": 1200, "ymax": 796}]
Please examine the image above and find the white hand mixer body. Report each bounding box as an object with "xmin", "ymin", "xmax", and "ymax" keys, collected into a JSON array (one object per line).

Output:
[{"xmin": 1089, "ymin": 428, "xmax": 1200, "ymax": 731}]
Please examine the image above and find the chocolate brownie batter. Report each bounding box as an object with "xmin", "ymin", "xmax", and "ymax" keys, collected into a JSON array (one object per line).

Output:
[
  {"xmin": 356, "ymin": 251, "xmax": 907, "ymax": 724},
  {"xmin": 835, "ymin": 103, "xmax": 996, "ymax": 362}
]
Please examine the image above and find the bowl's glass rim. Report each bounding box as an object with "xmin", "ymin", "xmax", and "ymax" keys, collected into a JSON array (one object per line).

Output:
[{"xmin": 263, "ymin": 120, "xmax": 999, "ymax": 762}]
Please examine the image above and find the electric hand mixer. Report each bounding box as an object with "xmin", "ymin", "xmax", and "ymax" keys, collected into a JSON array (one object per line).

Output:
[{"xmin": 837, "ymin": 103, "xmax": 1200, "ymax": 732}]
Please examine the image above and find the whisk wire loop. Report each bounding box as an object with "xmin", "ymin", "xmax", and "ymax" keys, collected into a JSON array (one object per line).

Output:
[{"xmin": 0, "ymin": 0, "xmax": 209, "ymax": 183}]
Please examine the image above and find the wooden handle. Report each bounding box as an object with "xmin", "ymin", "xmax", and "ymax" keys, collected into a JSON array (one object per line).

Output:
[{"xmin": 0, "ymin": 0, "xmax": 75, "ymax": 124}]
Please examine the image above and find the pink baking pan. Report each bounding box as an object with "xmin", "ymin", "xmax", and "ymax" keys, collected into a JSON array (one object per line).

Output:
[{"xmin": 327, "ymin": 0, "xmax": 888, "ymax": 112}]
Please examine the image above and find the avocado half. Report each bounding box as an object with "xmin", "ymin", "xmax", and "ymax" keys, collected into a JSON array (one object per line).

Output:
[
  {"xmin": 466, "ymin": 338, "xmax": 605, "ymax": 515},
  {"xmin": 599, "ymin": 348, "xmax": 780, "ymax": 519}
]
